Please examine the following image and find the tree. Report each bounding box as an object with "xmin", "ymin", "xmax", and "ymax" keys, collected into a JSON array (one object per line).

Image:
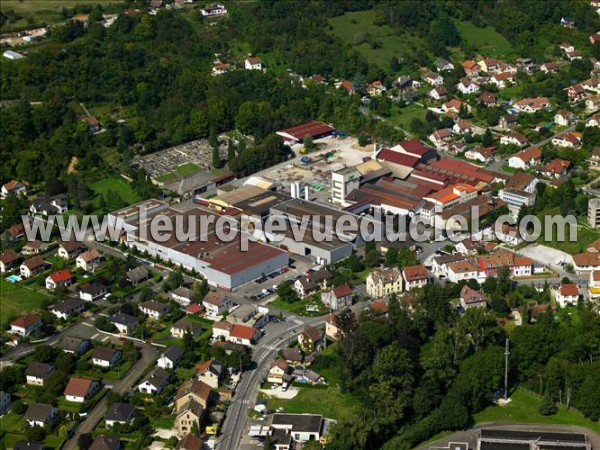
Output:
[
  {"xmin": 276, "ymin": 283, "xmax": 299, "ymax": 303},
  {"xmin": 384, "ymin": 247, "xmax": 398, "ymax": 267},
  {"xmin": 357, "ymin": 132, "xmax": 370, "ymax": 147},
  {"xmin": 78, "ymin": 433, "xmax": 93, "ymax": 450},
  {"xmin": 212, "ymin": 146, "xmax": 222, "ymax": 169},
  {"xmin": 139, "ymin": 285, "xmax": 154, "ymax": 301},
  {"xmin": 482, "ymin": 128, "xmax": 494, "ymax": 147},
  {"xmin": 303, "ymin": 135, "xmax": 315, "ymax": 152},
  {"xmin": 538, "ymin": 395, "xmax": 557, "ymax": 415}
]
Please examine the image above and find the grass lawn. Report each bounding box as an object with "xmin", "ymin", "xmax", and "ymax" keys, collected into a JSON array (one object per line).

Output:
[
  {"xmin": 151, "ymin": 416, "xmax": 176, "ymax": 429},
  {"xmin": 537, "ymin": 215, "xmax": 600, "ymax": 255},
  {"xmin": 154, "ymin": 173, "xmax": 177, "ymax": 183},
  {"xmin": 329, "ymin": 10, "xmax": 430, "ymax": 69},
  {"xmin": 268, "ymin": 298, "xmax": 328, "ymax": 317},
  {"xmin": 454, "ymin": 20, "xmax": 514, "ymax": 58},
  {"xmin": 0, "ymin": 411, "xmax": 26, "ymax": 433},
  {"xmin": 176, "ymin": 162, "xmax": 202, "ymax": 176},
  {"xmin": 90, "ymin": 177, "xmax": 140, "ymax": 205},
  {"xmin": 474, "ymin": 389, "xmax": 600, "ymax": 433},
  {"xmin": 389, "ymin": 104, "xmax": 428, "ymax": 130},
  {"xmin": 500, "ymin": 164, "xmax": 518, "ymax": 174},
  {"xmin": 0, "ymin": 279, "xmax": 53, "ymax": 326}
]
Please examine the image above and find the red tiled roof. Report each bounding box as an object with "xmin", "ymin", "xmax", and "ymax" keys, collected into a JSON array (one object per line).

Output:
[
  {"xmin": 277, "ymin": 121, "xmax": 335, "ymax": 141},
  {"xmin": 186, "ymin": 304, "xmax": 204, "ymax": 314},
  {"xmin": 377, "ymin": 149, "xmax": 420, "ymax": 167},
  {"xmin": 64, "ymin": 378, "xmax": 95, "ymax": 397},
  {"xmin": 369, "ymin": 301, "xmax": 388, "ymax": 313},
  {"xmin": 332, "ymin": 284, "xmax": 352, "ymax": 298},
  {"xmin": 11, "ymin": 314, "xmax": 42, "ymax": 328},
  {"xmin": 49, "ymin": 269, "xmax": 73, "ymax": 283},
  {"xmin": 403, "ymin": 264, "xmax": 428, "ymax": 281},
  {"xmin": 515, "ymin": 147, "xmax": 542, "ymax": 162},
  {"xmin": 560, "ymin": 284, "xmax": 579, "ymax": 296},
  {"xmin": 230, "ymin": 324, "xmax": 256, "ymax": 340}
]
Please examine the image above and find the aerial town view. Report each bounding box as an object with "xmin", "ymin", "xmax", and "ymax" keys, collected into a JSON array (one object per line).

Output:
[{"xmin": 1, "ymin": 1, "xmax": 600, "ymax": 450}]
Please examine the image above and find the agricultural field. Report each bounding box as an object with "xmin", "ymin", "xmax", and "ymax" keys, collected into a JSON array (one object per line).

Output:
[
  {"xmin": 454, "ymin": 20, "xmax": 514, "ymax": 58},
  {"xmin": 90, "ymin": 177, "xmax": 141, "ymax": 206}
]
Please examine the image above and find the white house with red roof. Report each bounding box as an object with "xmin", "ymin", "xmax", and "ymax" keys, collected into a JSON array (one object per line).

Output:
[
  {"xmin": 321, "ymin": 284, "xmax": 353, "ymax": 311},
  {"xmin": 64, "ymin": 378, "xmax": 100, "ymax": 403},
  {"xmin": 10, "ymin": 314, "xmax": 43, "ymax": 336},
  {"xmin": 211, "ymin": 63, "xmax": 228, "ymax": 76},
  {"xmin": 508, "ymin": 147, "xmax": 542, "ymax": 169},
  {"xmin": 428, "ymin": 128, "xmax": 452, "ymax": 148},
  {"xmin": 457, "ymin": 78, "xmax": 480, "ymax": 94},
  {"xmin": 402, "ymin": 265, "xmax": 429, "ymax": 291},
  {"xmin": 45, "ymin": 269, "xmax": 74, "ymax": 291},
  {"xmin": 551, "ymin": 132, "xmax": 582, "ymax": 148},
  {"xmin": 424, "ymin": 184, "xmax": 479, "ymax": 211},
  {"xmin": 76, "ymin": 249, "xmax": 102, "ymax": 272},
  {"xmin": 554, "ymin": 283, "xmax": 580, "ymax": 308},
  {"xmin": 429, "ymin": 86, "xmax": 447, "ymax": 100},
  {"xmin": 211, "ymin": 322, "xmax": 260, "ymax": 346},
  {"xmin": 391, "ymin": 140, "xmax": 437, "ymax": 162},
  {"xmin": 1, "ymin": 180, "xmax": 27, "ymax": 198}
]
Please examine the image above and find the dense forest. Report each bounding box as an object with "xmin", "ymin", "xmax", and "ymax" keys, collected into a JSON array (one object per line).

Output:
[{"xmin": 324, "ymin": 283, "xmax": 600, "ymax": 449}]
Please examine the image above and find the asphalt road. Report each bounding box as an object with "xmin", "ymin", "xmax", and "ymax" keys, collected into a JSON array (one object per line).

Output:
[{"xmin": 62, "ymin": 341, "xmax": 159, "ymax": 450}]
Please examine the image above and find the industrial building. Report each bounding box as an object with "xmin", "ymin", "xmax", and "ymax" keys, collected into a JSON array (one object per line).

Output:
[
  {"xmin": 477, "ymin": 428, "xmax": 591, "ymax": 450},
  {"xmin": 276, "ymin": 121, "xmax": 335, "ymax": 144}
]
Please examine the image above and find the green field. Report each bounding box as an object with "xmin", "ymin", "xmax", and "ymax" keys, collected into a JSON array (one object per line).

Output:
[
  {"xmin": 90, "ymin": 177, "xmax": 140, "ymax": 205},
  {"xmin": 388, "ymin": 104, "xmax": 428, "ymax": 130},
  {"xmin": 0, "ymin": 279, "xmax": 53, "ymax": 326},
  {"xmin": 454, "ymin": 20, "xmax": 514, "ymax": 58},
  {"xmin": 154, "ymin": 173, "xmax": 178, "ymax": 183},
  {"xmin": 268, "ymin": 297, "xmax": 328, "ymax": 317},
  {"xmin": 176, "ymin": 162, "xmax": 202, "ymax": 176},
  {"xmin": 329, "ymin": 10, "xmax": 429, "ymax": 69},
  {"xmin": 537, "ymin": 215, "xmax": 600, "ymax": 255}
]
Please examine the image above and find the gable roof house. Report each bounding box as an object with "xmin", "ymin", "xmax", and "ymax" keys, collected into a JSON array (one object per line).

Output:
[
  {"xmin": 26, "ymin": 363, "xmax": 55, "ymax": 386},
  {"xmin": 79, "ymin": 280, "xmax": 109, "ymax": 301},
  {"xmin": 171, "ymin": 287, "xmax": 195, "ymax": 306},
  {"xmin": 195, "ymin": 359, "xmax": 223, "ymax": 389},
  {"xmin": 176, "ymin": 434, "xmax": 202, "ymax": 450},
  {"xmin": 490, "ymin": 71, "xmax": 514, "ymax": 88},
  {"xmin": 366, "ymin": 267, "xmax": 403, "ymax": 299},
  {"xmin": 540, "ymin": 61, "xmax": 560, "ymax": 73},
  {"xmin": 555, "ymin": 283, "xmax": 580, "ymax": 308},
  {"xmin": 92, "ymin": 347, "xmax": 122, "ymax": 368},
  {"xmin": 403, "ymin": 264, "xmax": 429, "ymax": 290},
  {"xmin": 245, "ymin": 56, "xmax": 263, "ymax": 71},
  {"xmin": 551, "ymin": 132, "xmax": 582, "ymax": 148},
  {"xmin": 20, "ymin": 256, "xmax": 47, "ymax": 279},
  {"xmin": 25, "ymin": 403, "xmax": 57, "ymax": 427},
  {"xmin": 11, "ymin": 314, "xmax": 43, "ymax": 336},
  {"xmin": 268, "ymin": 359, "xmax": 291, "ymax": 385},
  {"xmin": 1, "ymin": 179, "xmax": 27, "ymax": 198},
  {"xmin": 175, "ymin": 379, "xmax": 212, "ymax": 411},
  {"xmin": 498, "ymin": 114, "xmax": 518, "ymax": 130},
  {"xmin": 139, "ymin": 300, "xmax": 170, "ymax": 320},
  {"xmin": 0, "ymin": 249, "xmax": 20, "ymax": 273},
  {"xmin": 514, "ymin": 97, "xmax": 550, "ymax": 113},
  {"xmin": 59, "ymin": 336, "xmax": 90, "ymax": 355},
  {"xmin": 105, "ymin": 402, "xmax": 136, "ymax": 428},
  {"xmin": 457, "ymin": 78, "xmax": 480, "ymax": 94},
  {"xmin": 170, "ymin": 318, "xmax": 203, "ymax": 339},
  {"xmin": 49, "ymin": 298, "xmax": 85, "ymax": 320},
  {"xmin": 29, "ymin": 194, "xmax": 68, "ymax": 216},
  {"xmin": 64, "ymin": 378, "xmax": 100, "ymax": 403},
  {"xmin": 554, "ymin": 109, "xmax": 574, "ymax": 126},
  {"xmin": 76, "ymin": 249, "xmax": 102, "ymax": 272},
  {"xmin": 429, "ymin": 86, "xmax": 448, "ymax": 100},
  {"xmin": 45, "ymin": 269, "xmax": 74, "ymax": 291},
  {"xmin": 424, "ymin": 71, "xmax": 444, "ymax": 86},
  {"xmin": 564, "ymin": 83, "xmax": 586, "ymax": 102},
  {"xmin": 459, "ymin": 285, "xmax": 488, "ymax": 310},
  {"xmin": 452, "ymin": 120, "xmax": 475, "ymax": 135},
  {"xmin": 137, "ymin": 368, "xmax": 170, "ymax": 395},
  {"xmin": 157, "ymin": 345, "xmax": 185, "ymax": 370},
  {"xmin": 202, "ymin": 291, "xmax": 234, "ymax": 317},
  {"xmin": 462, "ymin": 60, "xmax": 481, "ymax": 76},
  {"xmin": 57, "ymin": 241, "xmax": 85, "ymax": 260},
  {"xmin": 125, "ymin": 266, "xmax": 149, "ymax": 286},
  {"xmin": 108, "ymin": 313, "xmax": 139, "ymax": 335},
  {"xmin": 22, "ymin": 240, "xmax": 51, "ymax": 256},
  {"xmin": 90, "ymin": 435, "xmax": 120, "ymax": 450},
  {"xmin": 174, "ymin": 399, "xmax": 204, "ymax": 438},
  {"xmin": 508, "ymin": 147, "xmax": 542, "ymax": 169},
  {"xmin": 465, "ymin": 146, "xmax": 496, "ymax": 164},
  {"xmin": 479, "ymin": 91, "xmax": 497, "ymax": 106},
  {"xmin": 435, "ymin": 58, "xmax": 455, "ymax": 72},
  {"xmin": 298, "ymin": 326, "xmax": 324, "ymax": 353},
  {"xmin": 321, "ymin": 284, "xmax": 353, "ymax": 311},
  {"xmin": 537, "ymin": 159, "xmax": 573, "ymax": 179},
  {"xmin": 428, "ymin": 128, "xmax": 453, "ymax": 149}
]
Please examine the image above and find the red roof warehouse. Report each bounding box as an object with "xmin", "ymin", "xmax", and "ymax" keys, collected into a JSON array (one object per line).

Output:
[{"xmin": 276, "ymin": 121, "xmax": 335, "ymax": 143}]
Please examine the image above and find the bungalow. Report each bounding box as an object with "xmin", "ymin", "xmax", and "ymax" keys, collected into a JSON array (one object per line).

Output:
[
  {"xmin": 457, "ymin": 78, "xmax": 479, "ymax": 94},
  {"xmin": 90, "ymin": 435, "xmax": 120, "ymax": 450},
  {"xmin": 157, "ymin": 345, "xmax": 185, "ymax": 369},
  {"xmin": 366, "ymin": 267, "xmax": 403, "ymax": 298},
  {"xmin": 10, "ymin": 314, "xmax": 43, "ymax": 336},
  {"xmin": 442, "ymin": 98, "xmax": 464, "ymax": 113},
  {"xmin": 20, "ymin": 256, "xmax": 46, "ymax": 278},
  {"xmin": 271, "ymin": 413, "xmax": 324, "ymax": 443},
  {"xmin": 554, "ymin": 109, "xmax": 574, "ymax": 126},
  {"xmin": 137, "ymin": 368, "xmax": 169, "ymax": 395},
  {"xmin": 49, "ymin": 299, "xmax": 85, "ymax": 320},
  {"xmin": 1, "ymin": 179, "xmax": 27, "ymax": 197},
  {"xmin": 25, "ymin": 403, "xmax": 57, "ymax": 427},
  {"xmin": 105, "ymin": 402, "xmax": 135, "ymax": 428},
  {"xmin": 452, "ymin": 121, "xmax": 474, "ymax": 135},
  {"xmin": 513, "ymin": 97, "xmax": 550, "ymax": 113},
  {"xmin": 321, "ymin": 284, "xmax": 353, "ymax": 311},
  {"xmin": 244, "ymin": 56, "xmax": 263, "ymax": 71},
  {"xmin": 59, "ymin": 337, "xmax": 90, "ymax": 355},
  {"xmin": 498, "ymin": 115, "xmax": 518, "ymax": 130},
  {"xmin": 202, "ymin": 291, "xmax": 233, "ymax": 317},
  {"xmin": 540, "ymin": 62, "xmax": 559, "ymax": 74},
  {"xmin": 403, "ymin": 264, "xmax": 429, "ymax": 290},
  {"xmin": 424, "ymin": 71, "xmax": 444, "ymax": 86},
  {"xmin": 465, "ymin": 146, "xmax": 496, "ymax": 163},
  {"xmin": 298, "ymin": 326, "xmax": 324, "ymax": 353},
  {"xmin": 22, "ymin": 240, "xmax": 50, "ymax": 256},
  {"xmin": 428, "ymin": 128, "xmax": 452, "ymax": 147},
  {"xmin": 459, "ymin": 285, "xmax": 487, "ymax": 310},
  {"xmin": 490, "ymin": 72, "xmax": 514, "ymax": 89},
  {"xmin": 139, "ymin": 300, "xmax": 170, "ymax": 320},
  {"xmin": 555, "ymin": 284, "xmax": 580, "ymax": 308},
  {"xmin": 462, "ymin": 60, "xmax": 481, "ymax": 76},
  {"xmin": 80, "ymin": 281, "xmax": 109, "ymax": 301},
  {"xmin": 26, "ymin": 363, "xmax": 55, "ymax": 386},
  {"xmin": 537, "ymin": 159, "xmax": 573, "ymax": 178},
  {"xmin": 200, "ymin": 4, "xmax": 227, "ymax": 16},
  {"xmin": 196, "ymin": 359, "xmax": 223, "ymax": 389},
  {"xmin": 552, "ymin": 132, "xmax": 582, "ymax": 148},
  {"xmin": 0, "ymin": 250, "xmax": 20, "ymax": 273},
  {"xmin": 508, "ymin": 147, "xmax": 542, "ymax": 169},
  {"xmin": 29, "ymin": 194, "xmax": 68, "ymax": 216},
  {"xmin": 64, "ymin": 378, "xmax": 100, "ymax": 403},
  {"xmin": 125, "ymin": 266, "xmax": 149, "ymax": 286},
  {"xmin": 500, "ymin": 132, "xmax": 529, "ymax": 147},
  {"xmin": 429, "ymin": 86, "xmax": 447, "ymax": 100},
  {"xmin": 171, "ymin": 287, "xmax": 195, "ymax": 306},
  {"xmin": 76, "ymin": 249, "xmax": 102, "ymax": 272},
  {"xmin": 108, "ymin": 313, "xmax": 139, "ymax": 335},
  {"xmin": 57, "ymin": 241, "xmax": 84, "ymax": 260},
  {"xmin": 170, "ymin": 318, "xmax": 203, "ymax": 339},
  {"xmin": 559, "ymin": 43, "xmax": 575, "ymax": 53},
  {"xmin": 45, "ymin": 269, "xmax": 74, "ymax": 291},
  {"xmin": 267, "ymin": 360, "xmax": 291, "ymax": 385},
  {"xmin": 92, "ymin": 347, "xmax": 122, "ymax": 368}
]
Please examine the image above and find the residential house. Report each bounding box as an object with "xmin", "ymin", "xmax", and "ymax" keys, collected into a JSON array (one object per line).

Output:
[
  {"xmin": 462, "ymin": 60, "xmax": 481, "ymax": 76},
  {"xmin": 267, "ymin": 360, "xmax": 291, "ymax": 385},
  {"xmin": 92, "ymin": 347, "xmax": 122, "ymax": 368},
  {"xmin": 367, "ymin": 80, "xmax": 386, "ymax": 96},
  {"xmin": 424, "ymin": 71, "xmax": 444, "ymax": 86},
  {"xmin": 435, "ymin": 58, "xmax": 454, "ymax": 72},
  {"xmin": 105, "ymin": 403, "xmax": 135, "ymax": 428},
  {"xmin": 45, "ymin": 269, "xmax": 74, "ymax": 291},
  {"xmin": 200, "ymin": 4, "xmax": 227, "ymax": 16},
  {"xmin": 447, "ymin": 141, "xmax": 467, "ymax": 155},
  {"xmin": 294, "ymin": 277, "xmax": 318, "ymax": 297},
  {"xmin": 479, "ymin": 91, "xmax": 497, "ymax": 106},
  {"xmin": 64, "ymin": 378, "xmax": 100, "ymax": 403},
  {"xmin": 1, "ymin": 179, "xmax": 26, "ymax": 197},
  {"xmin": 321, "ymin": 284, "xmax": 353, "ymax": 311},
  {"xmin": 202, "ymin": 291, "xmax": 233, "ymax": 317},
  {"xmin": 495, "ymin": 224, "xmax": 525, "ymax": 245},
  {"xmin": 588, "ymin": 147, "xmax": 600, "ymax": 167},
  {"xmin": 540, "ymin": 62, "xmax": 559, "ymax": 74},
  {"xmin": 137, "ymin": 368, "xmax": 170, "ymax": 395},
  {"xmin": 366, "ymin": 267, "xmax": 403, "ymax": 298},
  {"xmin": 6, "ymin": 223, "xmax": 25, "ymax": 239},
  {"xmin": 452, "ymin": 121, "xmax": 474, "ymax": 135},
  {"xmin": 566, "ymin": 51, "xmax": 583, "ymax": 61},
  {"xmin": 555, "ymin": 284, "xmax": 580, "ymax": 308},
  {"xmin": 442, "ymin": 98, "xmax": 464, "ymax": 113},
  {"xmin": 186, "ymin": 304, "xmax": 204, "ymax": 316},
  {"xmin": 501, "ymin": 132, "xmax": 529, "ymax": 147},
  {"xmin": 226, "ymin": 304, "xmax": 269, "ymax": 328},
  {"xmin": 325, "ymin": 314, "xmax": 340, "ymax": 340},
  {"xmin": 22, "ymin": 240, "xmax": 50, "ymax": 256},
  {"xmin": 76, "ymin": 249, "xmax": 102, "ymax": 272},
  {"xmin": 108, "ymin": 313, "xmax": 139, "ymax": 335},
  {"xmin": 590, "ymin": 32, "xmax": 600, "ymax": 44},
  {"xmin": 25, "ymin": 404, "xmax": 57, "ymax": 427},
  {"xmin": 139, "ymin": 300, "xmax": 170, "ymax": 320},
  {"xmin": 244, "ymin": 56, "xmax": 263, "ymax": 70},
  {"xmin": 29, "ymin": 194, "xmax": 68, "ymax": 216},
  {"xmin": 49, "ymin": 299, "xmax": 85, "ymax": 320},
  {"xmin": 59, "ymin": 337, "xmax": 90, "ymax": 355},
  {"xmin": 554, "ymin": 110, "xmax": 574, "ymax": 126},
  {"xmin": 0, "ymin": 391, "xmax": 11, "ymax": 415},
  {"xmin": 90, "ymin": 435, "xmax": 120, "ymax": 450},
  {"xmin": 57, "ymin": 241, "xmax": 84, "ymax": 260},
  {"xmin": 459, "ymin": 285, "xmax": 487, "ymax": 310},
  {"xmin": 428, "ymin": 129, "xmax": 452, "ymax": 148},
  {"xmin": 80, "ymin": 281, "xmax": 109, "ymax": 301},
  {"xmin": 270, "ymin": 413, "xmax": 324, "ymax": 443},
  {"xmin": 10, "ymin": 314, "xmax": 43, "ymax": 336},
  {"xmin": 573, "ymin": 252, "xmax": 600, "ymax": 273},
  {"xmin": 157, "ymin": 345, "xmax": 184, "ymax": 370},
  {"xmin": 508, "ymin": 147, "xmax": 542, "ymax": 169},
  {"xmin": 175, "ymin": 400, "xmax": 204, "ymax": 438},
  {"xmin": 537, "ymin": 159, "xmax": 573, "ymax": 178},
  {"xmin": 170, "ymin": 318, "xmax": 203, "ymax": 339},
  {"xmin": 552, "ymin": 132, "xmax": 582, "ymax": 148},
  {"xmin": 211, "ymin": 63, "xmax": 228, "ymax": 76},
  {"xmin": 176, "ymin": 434, "xmax": 201, "ymax": 450},
  {"xmin": 446, "ymin": 260, "xmax": 482, "ymax": 283},
  {"xmin": 465, "ymin": 146, "xmax": 496, "ymax": 164},
  {"xmin": 457, "ymin": 78, "xmax": 479, "ymax": 94},
  {"xmin": 20, "ymin": 256, "xmax": 46, "ymax": 278},
  {"xmin": 26, "ymin": 363, "xmax": 55, "ymax": 386},
  {"xmin": 125, "ymin": 266, "xmax": 149, "ymax": 286},
  {"xmin": 586, "ymin": 94, "xmax": 600, "ymax": 111},
  {"xmin": 490, "ymin": 72, "xmax": 514, "ymax": 88},
  {"xmin": 429, "ymin": 86, "xmax": 448, "ymax": 100},
  {"xmin": 587, "ymin": 114, "xmax": 600, "ymax": 127},
  {"xmin": 559, "ymin": 43, "xmax": 575, "ymax": 53},
  {"xmin": 403, "ymin": 264, "xmax": 429, "ymax": 290},
  {"xmin": 498, "ymin": 115, "xmax": 518, "ymax": 130},
  {"xmin": 513, "ymin": 97, "xmax": 550, "ymax": 113},
  {"xmin": 196, "ymin": 359, "xmax": 222, "ymax": 388},
  {"xmin": 171, "ymin": 287, "xmax": 195, "ymax": 306},
  {"xmin": 282, "ymin": 348, "xmax": 303, "ymax": 365},
  {"xmin": 478, "ymin": 58, "xmax": 500, "ymax": 73},
  {"xmin": 0, "ymin": 250, "xmax": 20, "ymax": 273},
  {"xmin": 175, "ymin": 379, "xmax": 212, "ymax": 411},
  {"xmin": 298, "ymin": 326, "xmax": 324, "ymax": 353}
]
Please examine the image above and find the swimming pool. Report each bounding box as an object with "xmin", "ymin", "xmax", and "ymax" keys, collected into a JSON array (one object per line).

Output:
[{"xmin": 5, "ymin": 275, "xmax": 21, "ymax": 283}]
